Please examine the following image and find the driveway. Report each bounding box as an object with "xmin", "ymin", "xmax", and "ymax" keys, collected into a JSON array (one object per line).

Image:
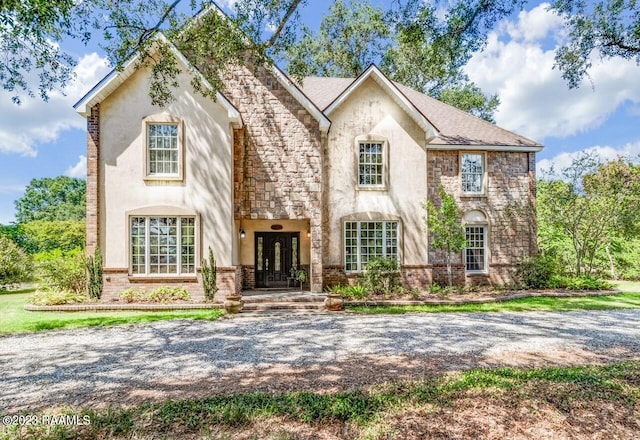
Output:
[{"xmin": 2, "ymin": 310, "xmax": 640, "ymax": 412}]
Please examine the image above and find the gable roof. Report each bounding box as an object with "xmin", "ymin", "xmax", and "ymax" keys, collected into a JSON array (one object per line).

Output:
[
  {"xmin": 73, "ymin": 34, "xmax": 243, "ymax": 127},
  {"xmin": 323, "ymin": 65, "xmax": 438, "ymax": 141},
  {"xmin": 301, "ymin": 72, "xmax": 543, "ymax": 151}
]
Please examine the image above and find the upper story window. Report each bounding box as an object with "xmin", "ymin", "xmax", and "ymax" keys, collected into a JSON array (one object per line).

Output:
[
  {"xmin": 148, "ymin": 124, "xmax": 179, "ymax": 175},
  {"xmin": 143, "ymin": 114, "xmax": 183, "ymax": 181},
  {"xmin": 461, "ymin": 153, "xmax": 485, "ymax": 194},
  {"xmin": 358, "ymin": 142, "xmax": 385, "ymax": 188}
]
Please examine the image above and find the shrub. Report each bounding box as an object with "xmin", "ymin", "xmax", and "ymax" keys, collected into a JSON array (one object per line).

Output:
[
  {"xmin": 85, "ymin": 247, "xmax": 103, "ymax": 300},
  {"xmin": 337, "ymin": 284, "xmax": 368, "ymax": 300},
  {"xmin": 0, "ymin": 236, "xmax": 32, "ymax": 288},
  {"xmin": 515, "ymin": 253, "xmax": 557, "ymax": 289},
  {"xmin": 201, "ymin": 247, "xmax": 218, "ymax": 302},
  {"xmin": 361, "ymin": 257, "xmax": 401, "ymax": 295},
  {"xmin": 148, "ymin": 286, "xmax": 191, "ymax": 303},
  {"xmin": 28, "ymin": 290, "xmax": 87, "ymax": 305},
  {"xmin": 38, "ymin": 249, "xmax": 86, "ymax": 294},
  {"xmin": 563, "ymin": 276, "xmax": 613, "ymax": 291},
  {"xmin": 119, "ymin": 287, "xmax": 146, "ymax": 303}
]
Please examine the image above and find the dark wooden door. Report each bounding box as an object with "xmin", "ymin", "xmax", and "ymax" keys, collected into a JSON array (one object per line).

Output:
[{"xmin": 255, "ymin": 232, "xmax": 300, "ymax": 288}]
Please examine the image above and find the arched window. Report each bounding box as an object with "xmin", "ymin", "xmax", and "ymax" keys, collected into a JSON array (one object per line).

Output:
[{"xmin": 463, "ymin": 210, "xmax": 488, "ymax": 273}]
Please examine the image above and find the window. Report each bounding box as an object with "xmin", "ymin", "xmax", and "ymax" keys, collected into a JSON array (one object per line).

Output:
[
  {"xmin": 344, "ymin": 221, "xmax": 398, "ymax": 272},
  {"xmin": 358, "ymin": 142, "xmax": 384, "ymax": 187},
  {"xmin": 465, "ymin": 225, "xmax": 486, "ymax": 273},
  {"xmin": 130, "ymin": 216, "xmax": 195, "ymax": 275},
  {"xmin": 147, "ymin": 123, "xmax": 179, "ymax": 176},
  {"xmin": 461, "ymin": 153, "xmax": 484, "ymax": 194}
]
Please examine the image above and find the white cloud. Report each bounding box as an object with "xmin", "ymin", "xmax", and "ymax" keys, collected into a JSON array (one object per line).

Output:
[
  {"xmin": 466, "ymin": 4, "xmax": 640, "ymax": 141},
  {"xmin": 0, "ymin": 184, "xmax": 26, "ymax": 195},
  {"xmin": 65, "ymin": 155, "xmax": 87, "ymax": 178},
  {"xmin": 537, "ymin": 142, "xmax": 640, "ymax": 177},
  {"xmin": 0, "ymin": 52, "xmax": 110, "ymax": 157}
]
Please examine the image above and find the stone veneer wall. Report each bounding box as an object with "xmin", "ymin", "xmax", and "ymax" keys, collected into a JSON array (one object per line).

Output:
[
  {"xmin": 224, "ymin": 64, "xmax": 324, "ymax": 292},
  {"xmin": 427, "ymin": 150, "xmax": 537, "ymax": 285}
]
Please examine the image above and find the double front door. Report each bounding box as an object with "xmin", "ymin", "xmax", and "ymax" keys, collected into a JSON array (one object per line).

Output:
[{"xmin": 255, "ymin": 232, "xmax": 300, "ymax": 288}]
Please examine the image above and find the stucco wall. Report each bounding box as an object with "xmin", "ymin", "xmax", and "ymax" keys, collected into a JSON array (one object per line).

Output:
[
  {"xmin": 99, "ymin": 64, "xmax": 235, "ymax": 270},
  {"xmin": 324, "ymin": 77, "xmax": 429, "ymax": 269}
]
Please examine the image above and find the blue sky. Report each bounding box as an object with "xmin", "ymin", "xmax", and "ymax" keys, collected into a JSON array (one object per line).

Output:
[{"xmin": 0, "ymin": 1, "xmax": 638, "ymax": 224}]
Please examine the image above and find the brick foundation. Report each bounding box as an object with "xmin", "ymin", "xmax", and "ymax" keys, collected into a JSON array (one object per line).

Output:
[{"xmin": 100, "ymin": 267, "xmax": 240, "ymax": 303}]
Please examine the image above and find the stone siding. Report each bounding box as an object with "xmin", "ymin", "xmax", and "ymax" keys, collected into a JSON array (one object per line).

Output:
[
  {"xmin": 224, "ymin": 64, "xmax": 324, "ymax": 292},
  {"xmin": 427, "ymin": 150, "xmax": 537, "ymax": 285}
]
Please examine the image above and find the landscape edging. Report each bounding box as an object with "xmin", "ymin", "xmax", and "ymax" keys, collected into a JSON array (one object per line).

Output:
[{"xmin": 344, "ymin": 289, "xmax": 621, "ymax": 307}]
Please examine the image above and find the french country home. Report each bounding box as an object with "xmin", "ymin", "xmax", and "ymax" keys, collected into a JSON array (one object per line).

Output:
[{"xmin": 74, "ymin": 33, "xmax": 542, "ymax": 302}]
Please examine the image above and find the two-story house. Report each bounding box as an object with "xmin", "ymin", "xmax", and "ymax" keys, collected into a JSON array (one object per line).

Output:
[{"xmin": 74, "ymin": 36, "xmax": 542, "ymax": 302}]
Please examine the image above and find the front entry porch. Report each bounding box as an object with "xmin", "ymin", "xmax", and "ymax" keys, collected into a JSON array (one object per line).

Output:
[{"xmin": 237, "ymin": 219, "xmax": 315, "ymax": 291}]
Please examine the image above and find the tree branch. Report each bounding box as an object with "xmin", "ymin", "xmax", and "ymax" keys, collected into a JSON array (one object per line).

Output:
[{"xmin": 264, "ymin": 0, "xmax": 304, "ymax": 48}]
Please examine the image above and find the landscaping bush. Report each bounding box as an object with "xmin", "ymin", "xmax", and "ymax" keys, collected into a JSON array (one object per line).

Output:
[
  {"xmin": 38, "ymin": 249, "xmax": 86, "ymax": 294},
  {"xmin": 560, "ymin": 275, "xmax": 613, "ymax": 291},
  {"xmin": 201, "ymin": 247, "xmax": 218, "ymax": 302},
  {"xmin": 0, "ymin": 236, "xmax": 32, "ymax": 289},
  {"xmin": 148, "ymin": 286, "xmax": 191, "ymax": 303},
  {"xmin": 85, "ymin": 247, "xmax": 103, "ymax": 300},
  {"xmin": 515, "ymin": 253, "xmax": 557, "ymax": 289},
  {"xmin": 333, "ymin": 284, "xmax": 368, "ymax": 300},
  {"xmin": 361, "ymin": 257, "xmax": 401, "ymax": 295},
  {"xmin": 119, "ymin": 288, "xmax": 146, "ymax": 303},
  {"xmin": 28, "ymin": 290, "xmax": 87, "ymax": 305}
]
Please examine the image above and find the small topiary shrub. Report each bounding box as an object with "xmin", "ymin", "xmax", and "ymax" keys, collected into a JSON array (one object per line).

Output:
[
  {"xmin": 148, "ymin": 286, "xmax": 191, "ymax": 303},
  {"xmin": 361, "ymin": 257, "xmax": 401, "ymax": 295},
  {"xmin": 28, "ymin": 290, "xmax": 87, "ymax": 306},
  {"xmin": 119, "ymin": 287, "xmax": 146, "ymax": 303},
  {"xmin": 85, "ymin": 247, "xmax": 103, "ymax": 300},
  {"xmin": 201, "ymin": 247, "xmax": 218, "ymax": 302},
  {"xmin": 0, "ymin": 236, "xmax": 32, "ymax": 289}
]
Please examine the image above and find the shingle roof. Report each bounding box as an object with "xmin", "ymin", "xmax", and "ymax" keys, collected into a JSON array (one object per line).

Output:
[{"xmin": 300, "ymin": 76, "xmax": 542, "ymax": 149}]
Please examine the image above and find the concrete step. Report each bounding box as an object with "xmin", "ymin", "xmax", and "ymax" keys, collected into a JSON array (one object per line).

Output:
[
  {"xmin": 235, "ymin": 309, "xmax": 336, "ymax": 318},
  {"xmin": 242, "ymin": 301, "xmax": 326, "ymax": 311},
  {"xmin": 242, "ymin": 295, "xmax": 325, "ymax": 304}
]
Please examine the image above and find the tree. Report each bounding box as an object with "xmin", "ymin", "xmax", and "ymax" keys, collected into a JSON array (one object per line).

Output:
[
  {"xmin": 537, "ymin": 153, "xmax": 640, "ymax": 277},
  {"xmin": 21, "ymin": 220, "xmax": 86, "ymax": 253},
  {"xmin": 424, "ymin": 185, "xmax": 467, "ymax": 286},
  {"xmin": 1, "ymin": 0, "xmax": 305, "ymax": 106},
  {"xmin": 15, "ymin": 177, "xmax": 86, "ymax": 223},
  {"xmin": 552, "ymin": 0, "xmax": 640, "ymax": 88},
  {"xmin": 285, "ymin": 0, "xmax": 500, "ymax": 121},
  {"xmin": 0, "ymin": 236, "xmax": 32, "ymax": 288}
]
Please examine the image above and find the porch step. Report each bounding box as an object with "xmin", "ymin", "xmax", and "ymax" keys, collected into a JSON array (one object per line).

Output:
[
  {"xmin": 242, "ymin": 295, "xmax": 325, "ymax": 304},
  {"xmin": 242, "ymin": 301, "xmax": 325, "ymax": 311}
]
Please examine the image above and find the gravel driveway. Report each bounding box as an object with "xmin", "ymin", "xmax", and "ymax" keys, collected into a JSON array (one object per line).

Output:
[{"xmin": 2, "ymin": 310, "xmax": 640, "ymax": 412}]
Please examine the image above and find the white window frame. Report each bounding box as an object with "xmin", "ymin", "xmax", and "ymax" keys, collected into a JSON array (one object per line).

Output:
[
  {"xmin": 356, "ymin": 136, "xmax": 388, "ymax": 190},
  {"xmin": 464, "ymin": 225, "xmax": 487, "ymax": 274},
  {"xmin": 460, "ymin": 152, "xmax": 486, "ymax": 195},
  {"xmin": 142, "ymin": 114, "xmax": 184, "ymax": 181},
  {"xmin": 344, "ymin": 220, "xmax": 399, "ymax": 272},
  {"xmin": 129, "ymin": 215, "xmax": 196, "ymax": 277}
]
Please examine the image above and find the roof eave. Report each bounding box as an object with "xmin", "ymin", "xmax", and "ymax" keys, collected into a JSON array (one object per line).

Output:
[
  {"xmin": 73, "ymin": 34, "xmax": 243, "ymax": 127},
  {"xmin": 426, "ymin": 144, "xmax": 544, "ymax": 152}
]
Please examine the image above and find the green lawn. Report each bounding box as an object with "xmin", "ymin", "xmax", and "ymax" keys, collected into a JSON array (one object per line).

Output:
[
  {"xmin": 347, "ymin": 280, "xmax": 640, "ymax": 315},
  {"xmin": 0, "ymin": 288, "xmax": 224, "ymax": 334},
  {"xmin": 2, "ymin": 361, "xmax": 638, "ymax": 439}
]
